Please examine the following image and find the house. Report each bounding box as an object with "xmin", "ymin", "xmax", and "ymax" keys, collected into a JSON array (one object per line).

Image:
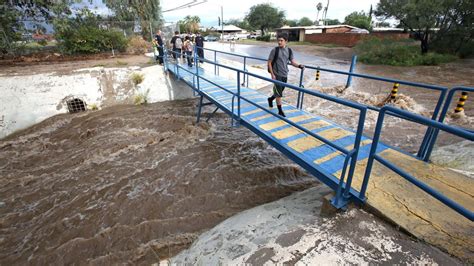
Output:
[
  {"xmin": 209, "ymin": 25, "xmax": 244, "ymax": 34},
  {"xmin": 276, "ymin": 25, "xmax": 359, "ymax": 42}
]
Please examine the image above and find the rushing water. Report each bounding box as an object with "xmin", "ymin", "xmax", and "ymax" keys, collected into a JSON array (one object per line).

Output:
[
  {"xmin": 0, "ymin": 100, "xmax": 317, "ymax": 264},
  {"xmin": 1, "ymin": 43, "xmax": 473, "ymax": 264}
]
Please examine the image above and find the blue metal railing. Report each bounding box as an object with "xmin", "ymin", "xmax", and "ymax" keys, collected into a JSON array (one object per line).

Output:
[
  {"xmin": 165, "ymin": 46, "xmax": 472, "ymax": 216},
  {"xmin": 173, "ymin": 46, "xmax": 369, "ymax": 207},
  {"xmin": 420, "ymin": 86, "xmax": 474, "ymax": 161},
  {"xmin": 197, "ymin": 46, "xmax": 451, "ymax": 162},
  {"xmin": 361, "ymin": 105, "xmax": 473, "ymax": 221}
]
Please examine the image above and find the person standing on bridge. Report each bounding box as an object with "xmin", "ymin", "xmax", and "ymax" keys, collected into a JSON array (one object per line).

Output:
[
  {"xmin": 154, "ymin": 30, "xmax": 164, "ymax": 65},
  {"xmin": 170, "ymin": 31, "xmax": 183, "ymax": 61},
  {"xmin": 267, "ymin": 33, "xmax": 305, "ymax": 117},
  {"xmin": 195, "ymin": 32, "xmax": 205, "ymax": 63}
]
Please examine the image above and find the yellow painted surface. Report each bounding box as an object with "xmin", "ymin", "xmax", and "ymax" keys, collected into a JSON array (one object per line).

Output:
[
  {"xmin": 251, "ymin": 110, "xmax": 299, "ymax": 122},
  {"xmin": 336, "ymin": 149, "xmax": 474, "ymax": 262},
  {"xmin": 314, "ymin": 139, "xmax": 372, "ymax": 164},
  {"xmin": 286, "ymin": 127, "xmax": 353, "ymax": 153},
  {"xmin": 220, "ymin": 94, "xmax": 261, "ymax": 104},
  {"xmin": 259, "ymin": 115, "xmax": 313, "ymax": 131},
  {"xmin": 242, "ymin": 109, "xmax": 263, "ymax": 116},
  {"xmin": 287, "ymin": 136, "xmax": 325, "ymax": 152},
  {"xmin": 271, "ymin": 120, "xmax": 331, "ymax": 139}
]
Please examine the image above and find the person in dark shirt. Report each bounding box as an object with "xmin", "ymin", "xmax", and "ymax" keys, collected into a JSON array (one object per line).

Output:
[
  {"xmin": 194, "ymin": 32, "xmax": 205, "ymax": 63},
  {"xmin": 170, "ymin": 31, "xmax": 183, "ymax": 60},
  {"xmin": 154, "ymin": 30, "xmax": 164, "ymax": 64}
]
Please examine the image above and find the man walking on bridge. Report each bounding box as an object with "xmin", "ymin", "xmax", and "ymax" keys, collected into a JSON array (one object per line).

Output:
[{"xmin": 267, "ymin": 33, "xmax": 305, "ymax": 117}]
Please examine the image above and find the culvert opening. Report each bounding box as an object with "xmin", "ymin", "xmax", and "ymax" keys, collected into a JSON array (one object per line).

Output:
[{"xmin": 67, "ymin": 98, "xmax": 86, "ymax": 113}]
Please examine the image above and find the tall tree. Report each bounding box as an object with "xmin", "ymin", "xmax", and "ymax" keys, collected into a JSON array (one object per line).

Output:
[
  {"xmin": 246, "ymin": 3, "xmax": 285, "ymax": 36},
  {"xmin": 104, "ymin": 0, "xmax": 163, "ymax": 40},
  {"xmin": 316, "ymin": 2, "xmax": 323, "ymax": 22},
  {"xmin": 376, "ymin": 0, "xmax": 473, "ymax": 55},
  {"xmin": 344, "ymin": 11, "xmax": 372, "ymax": 30},
  {"xmin": 285, "ymin": 19, "xmax": 298, "ymax": 27},
  {"xmin": 298, "ymin": 17, "xmax": 314, "ymax": 26},
  {"xmin": 325, "ymin": 18, "xmax": 341, "ymax": 25},
  {"xmin": 179, "ymin": 15, "xmax": 200, "ymax": 33}
]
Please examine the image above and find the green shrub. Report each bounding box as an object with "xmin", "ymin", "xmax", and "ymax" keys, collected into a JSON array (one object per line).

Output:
[
  {"xmin": 54, "ymin": 9, "xmax": 127, "ymax": 54},
  {"xmin": 133, "ymin": 89, "xmax": 150, "ymax": 105},
  {"xmin": 355, "ymin": 37, "xmax": 457, "ymax": 66},
  {"xmin": 130, "ymin": 72, "xmax": 144, "ymax": 86},
  {"xmin": 256, "ymin": 34, "xmax": 271, "ymax": 42}
]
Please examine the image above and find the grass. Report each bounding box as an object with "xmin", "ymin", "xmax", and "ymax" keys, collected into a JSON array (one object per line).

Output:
[
  {"xmin": 116, "ymin": 60, "xmax": 128, "ymax": 66},
  {"xmin": 92, "ymin": 63, "xmax": 107, "ymax": 67},
  {"xmin": 355, "ymin": 37, "xmax": 457, "ymax": 66},
  {"xmin": 288, "ymin": 41, "xmax": 341, "ymax": 48},
  {"xmin": 88, "ymin": 103, "xmax": 99, "ymax": 110},
  {"xmin": 133, "ymin": 88, "xmax": 150, "ymax": 105},
  {"xmin": 130, "ymin": 72, "xmax": 145, "ymax": 86}
]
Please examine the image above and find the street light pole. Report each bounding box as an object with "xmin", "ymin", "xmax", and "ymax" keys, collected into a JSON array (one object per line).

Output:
[{"xmin": 221, "ymin": 6, "xmax": 224, "ymax": 40}]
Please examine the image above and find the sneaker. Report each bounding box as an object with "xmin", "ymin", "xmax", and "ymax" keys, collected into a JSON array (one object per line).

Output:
[
  {"xmin": 278, "ymin": 111, "xmax": 286, "ymax": 117},
  {"xmin": 267, "ymin": 98, "xmax": 274, "ymax": 108}
]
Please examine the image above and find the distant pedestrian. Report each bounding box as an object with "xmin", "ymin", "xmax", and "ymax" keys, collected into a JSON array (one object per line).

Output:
[
  {"xmin": 195, "ymin": 32, "xmax": 205, "ymax": 63},
  {"xmin": 154, "ymin": 30, "xmax": 164, "ymax": 65},
  {"xmin": 267, "ymin": 33, "xmax": 304, "ymax": 117},
  {"xmin": 183, "ymin": 36, "xmax": 194, "ymax": 67},
  {"xmin": 170, "ymin": 31, "xmax": 183, "ymax": 61}
]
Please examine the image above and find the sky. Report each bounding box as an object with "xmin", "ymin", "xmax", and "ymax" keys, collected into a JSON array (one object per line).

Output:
[{"xmin": 161, "ymin": 0, "xmax": 382, "ymax": 26}]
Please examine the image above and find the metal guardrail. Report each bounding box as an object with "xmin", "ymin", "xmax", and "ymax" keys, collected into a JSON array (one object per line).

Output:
[
  {"xmin": 197, "ymin": 46, "xmax": 450, "ymax": 161},
  {"xmin": 361, "ymin": 105, "xmax": 473, "ymax": 221},
  {"xmin": 420, "ymin": 86, "xmax": 474, "ymax": 161},
  {"xmin": 164, "ymin": 46, "xmax": 473, "ymax": 216},
  {"xmin": 167, "ymin": 46, "xmax": 369, "ymax": 208}
]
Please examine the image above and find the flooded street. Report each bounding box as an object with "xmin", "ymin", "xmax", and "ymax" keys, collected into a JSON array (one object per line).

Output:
[{"xmin": 1, "ymin": 43, "xmax": 473, "ymax": 264}]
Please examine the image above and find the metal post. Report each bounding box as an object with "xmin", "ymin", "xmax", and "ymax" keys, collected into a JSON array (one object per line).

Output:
[
  {"xmin": 242, "ymin": 57, "xmax": 247, "ymax": 86},
  {"xmin": 418, "ymin": 88, "xmax": 448, "ymax": 160},
  {"xmin": 214, "ymin": 50, "xmax": 217, "ymax": 75},
  {"xmin": 345, "ymin": 55, "xmax": 357, "ymax": 88},
  {"xmin": 360, "ymin": 110, "xmax": 385, "ymax": 198},
  {"xmin": 237, "ymin": 71, "xmax": 241, "ymax": 122},
  {"xmin": 196, "ymin": 95, "xmax": 204, "ymax": 123},
  {"xmin": 297, "ymin": 68, "xmax": 304, "ymax": 109}
]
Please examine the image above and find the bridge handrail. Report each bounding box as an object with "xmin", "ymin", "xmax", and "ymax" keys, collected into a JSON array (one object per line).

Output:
[
  {"xmin": 420, "ymin": 86, "xmax": 474, "ymax": 161},
  {"xmin": 198, "ymin": 57, "xmax": 367, "ymax": 111},
  {"xmin": 175, "ymin": 56, "xmax": 362, "ymax": 155},
  {"xmin": 361, "ymin": 105, "xmax": 474, "ymax": 221},
  {"xmin": 197, "ymin": 46, "xmax": 449, "ymax": 161},
  {"xmin": 191, "ymin": 54, "xmax": 368, "ymax": 201}
]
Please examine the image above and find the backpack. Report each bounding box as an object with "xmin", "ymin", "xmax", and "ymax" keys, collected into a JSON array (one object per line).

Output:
[
  {"xmin": 175, "ymin": 37, "xmax": 183, "ymax": 49},
  {"xmin": 184, "ymin": 40, "xmax": 193, "ymax": 52},
  {"xmin": 268, "ymin": 47, "xmax": 293, "ymax": 73}
]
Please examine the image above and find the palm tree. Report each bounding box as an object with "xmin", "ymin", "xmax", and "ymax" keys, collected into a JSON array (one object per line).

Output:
[
  {"xmin": 316, "ymin": 2, "xmax": 323, "ymax": 22},
  {"xmin": 183, "ymin": 15, "xmax": 201, "ymax": 33}
]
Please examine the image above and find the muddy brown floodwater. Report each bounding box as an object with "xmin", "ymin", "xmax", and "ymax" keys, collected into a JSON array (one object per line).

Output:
[{"xmin": 0, "ymin": 100, "xmax": 316, "ymax": 264}]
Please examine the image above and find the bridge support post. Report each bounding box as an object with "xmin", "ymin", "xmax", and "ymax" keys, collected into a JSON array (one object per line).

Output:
[
  {"xmin": 345, "ymin": 55, "xmax": 357, "ymax": 88},
  {"xmin": 196, "ymin": 95, "xmax": 204, "ymax": 123},
  {"xmin": 297, "ymin": 68, "xmax": 305, "ymax": 109}
]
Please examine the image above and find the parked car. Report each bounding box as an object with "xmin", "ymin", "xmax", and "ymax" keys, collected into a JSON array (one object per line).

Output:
[
  {"xmin": 247, "ymin": 34, "xmax": 257, "ymax": 39},
  {"xmin": 204, "ymin": 36, "xmax": 219, "ymax": 42},
  {"xmin": 222, "ymin": 34, "xmax": 239, "ymax": 41}
]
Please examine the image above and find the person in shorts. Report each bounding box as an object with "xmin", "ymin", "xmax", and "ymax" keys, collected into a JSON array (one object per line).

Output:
[{"xmin": 267, "ymin": 33, "xmax": 305, "ymax": 117}]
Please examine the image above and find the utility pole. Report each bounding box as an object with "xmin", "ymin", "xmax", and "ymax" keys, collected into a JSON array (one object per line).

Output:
[{"xmin": 221, "ymin": 6, "xmax": 224, "ymax": 40}]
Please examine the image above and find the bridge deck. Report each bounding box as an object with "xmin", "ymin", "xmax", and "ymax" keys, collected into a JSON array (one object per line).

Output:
[{"xmin": 167, "ymin": 62, "xmax": 474, "ymax": 261}]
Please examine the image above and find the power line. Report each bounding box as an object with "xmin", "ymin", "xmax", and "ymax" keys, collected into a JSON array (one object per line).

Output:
[{"xmin": 162, "ymin": 0, "xmax": 207, "ymax": 13}]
